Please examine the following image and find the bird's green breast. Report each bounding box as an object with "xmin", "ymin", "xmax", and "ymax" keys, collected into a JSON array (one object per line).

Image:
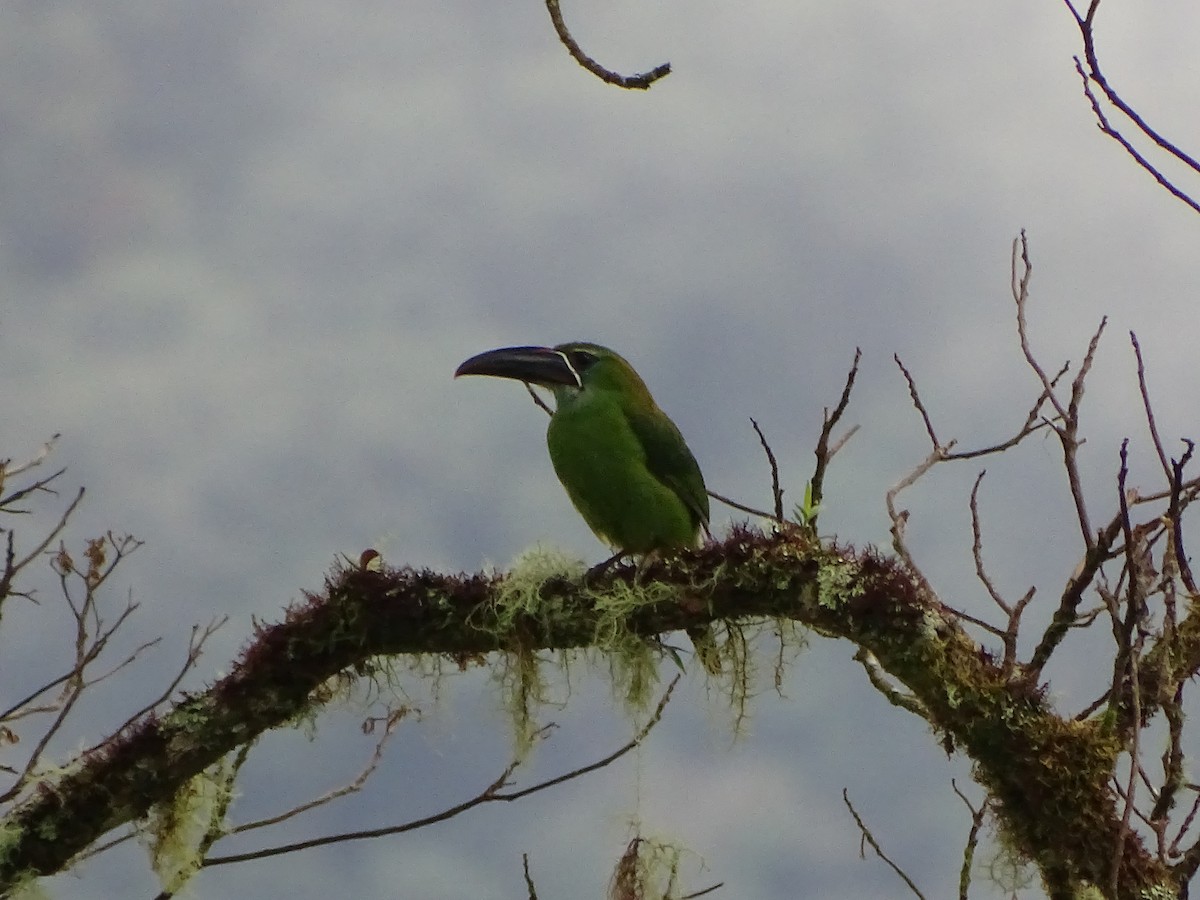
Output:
[{"xmin": 546, "ymin": 387, "xmax": 706, "ymax": 555}]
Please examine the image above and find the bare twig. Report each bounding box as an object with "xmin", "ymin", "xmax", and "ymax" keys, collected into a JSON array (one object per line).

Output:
[
  {"xmin": 951, "ymin": 780, "xmax": 989, "ymax": 900},
  {"xmin": 894, "ymin": 355, "xmax": 940, "ymax": 449},
  {"xmin": 1130, "ymin": 332, "xmax": 1171, "ymax": 482},
  {"xmin": 884, "ymin": 300, "xmax": 1064, "ymax": 588},
  {"xmin": 545, "ymin": 0, "xmax": 671, "ymax": 90},
  {"xmin": 749, "ymin": 418, "xmax": 784, "ymax": 521},
  {"xmin": 0, "ymin": 434, "xmax": 61, "ymax": 481},
  {"xmin": 969, "ymin": 471, "xmax": 1008, "ymax": 616},
  {"xmin": 1169, "ymin": 444, "xmax": 1199, "ymax": 597},
  {"xmin": 73, "ymin": 828, "xmax": 138, "ymax": 864},
  {"xmin": 854, "ymin": 648, "xmax": 927, "ymax": 718},
  {"xmin": 4, "ymin": 598, "xmax": 141, "ymax": 803},
  {"xmin": 523, "ymin": 853, "xmax": 539, "ymax": 900},
  {"xmin": 706, "ymin": 490, "xmax": 779, "ymax": 522},
  {"xmin": 886, "ymin": 444, "xmax": 950, "ymax": 580},
  {"xmin": 1148, "ymin": 451, "xmax": 1195, "ymax": 836},
  {"xmin": 809, "ymin": 348, "xmax": 862, "ymax": 530},
  {"xmin": 0, "ymin": 484, "xmax": 84, "ymax": 611},
  {"xmin": 1, "ymin": 467, "xmax": 67, "ymax": 513},
  {"xmin": 892, "ymin": 351, "xmax": 1051, "ymax": 460},
  {"xmin": 16, "ymin": 490, "xmax": 86, "ymax": 572},
  {"xmin": 1029, "ymin": 512, "xmax": 1123, "ymax": 678},
  {"xmin": 824, "ymin": 426, "xmax": 860, "ymax": 460},
  {"xmin": 1011, "ymin": 235, "xmax": 1088, "ymax": 538},
  {"xmin": 104, "ymin": 618, "xmax": 227, "ymax": 739},
  {"xmin": 524, "ymin": 382, "xmax": 554, "ymax": 417},
  {"xmin": 1170, "ymin": 789, "xmax": 1200, "ymax": 859},
  {"xmin": 968, "ymin": 471, "xmax": 1036, "ymax": 673},
  {"xmin": 204, "ymin": 750, "xmax": 530, "ymax": 865},
  {"xmin": 0, "ymin": 670, "xmax": 76, "ymax": 722},
  {"xmin": 1110, "ymin": 441, "xmax": 1144, "ymax": 894},
  {"xmin": 1064, "ymin": 316, "xmax": 1108, "ymax": 538},
  {"xmin": 231, "ymin": 709, "xmax": 404, "ymax": 834},
  {"xmin": 1, "ymin": 532, "xmax": 154, "ymax": 802},
  {"xmin": 842, "ymin": 789, "xmax": 927, "ymax": 899},
  {"xmin": 1152, "ymin": 684, "xmax": 1186, "ymax": 833},
  {"xmin": 1063, "ymin": 0, "xmax": 1200, "ymax": 214},
  {"xmin": 205, "ymin": 677, "xmax": 681, "ymax": 867}
]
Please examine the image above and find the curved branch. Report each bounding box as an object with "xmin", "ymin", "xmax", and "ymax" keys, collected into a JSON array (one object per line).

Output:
[
  {"xmin": 205, "ymin": 677, "xmax": 678, "ymax": 866},
  {"xmin": 0, "ymin": 527, "xmax": 1172, "ymax": 897},
  {"xmin": 545, "ymin": 0, "xmax": 670, "ymax": 90},
  {"xmin": 1063, "ymin": 0, "xmax": 1200, "ymax": 213}
]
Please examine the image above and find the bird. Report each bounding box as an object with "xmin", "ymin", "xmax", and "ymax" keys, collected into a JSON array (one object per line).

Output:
[{"xmin": 455, "ymin": 341, "xmax": 719, "ymax": 672}]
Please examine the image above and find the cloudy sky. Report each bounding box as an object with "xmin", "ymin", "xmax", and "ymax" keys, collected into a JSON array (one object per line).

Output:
[{"xmin": 3, "ymin": 2, "xmax": 1199, "ymax": 898}]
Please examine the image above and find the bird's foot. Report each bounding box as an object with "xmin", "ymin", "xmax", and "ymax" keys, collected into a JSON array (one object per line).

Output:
[
  {"xmin": 583, "ymin": 551, "xmax": 629, "ymax": 586},
  {"xmin": 632, "ymin": 550, "xmax": 662, "ymax": 586}
]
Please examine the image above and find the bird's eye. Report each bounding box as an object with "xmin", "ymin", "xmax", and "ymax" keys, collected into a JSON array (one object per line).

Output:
[{"xmin": 567, "ymin": 350, "xmax": 598, "ymax": 372}]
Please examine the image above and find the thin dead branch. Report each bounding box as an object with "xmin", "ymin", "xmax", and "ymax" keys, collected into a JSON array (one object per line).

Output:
[
  {"xmin": 749, "ymin": 418, "xmax": 784, "ymax": 521},
  {"xmin": 951, "ymin": 780, "xmax": 989, "ymax": 900},
  {"xmin": 854, "ymin": 648, "xmax": 926, "ymax": 718},
  {"xmin": 1110, "ymin": 442, "xmax": 1144, "ymax": 893},
  {"xmin": 0, "ymin": 481, "xmax": 83, "ymax": 611},
  {"xmin": 231, "ymin": 709, "xmax": 402, "ymax": 835},
  {"xmin": 1011, "ymin": 231, "xmax": 1102, "ymax": 550},
  {"xmin": 105, "ymin": 618, "xmax": 228, "ymax": 739},
  {"xmin": 706, "ymin": 489, "xmax": 778, "ymax": 522},
  {"xmin": 809, "ymin": 348, "xmax": 862, "ymax": 532},
  {"xmin": 1063, "ymin": 0, "xmax": 1200, "ymax": 214},
  {"xmin": 1, "ymin": 533, "xmax": 153, "ymax": 803},
  {"xmin": 524, "ymin": 382, "xmax": 554, "ymax": 417},
  {"xmin": 545, "ymin": 0, "xmax": 671, "ymax": 90},
  {"xmin": 523, "ymin": 853, "xmax": 539, "ymax": 900},
  {"xmin": 886, "ymin": 342, "xmax": 1054, "ymax": 600},
  {"xmin": 0, "ymin": 434, "xmax": 61, "ymax": 482},
  {"xmin": 843, "ymin": 789, "xmax": 927, "ymax": 899},
  {"xmin": 1131, "ymin": 332, "xmax": 1171, "ymax": 482},
  {"xmin": 204, "ymin": 676, "xmax": 680, "ymax": 867},
  {"xmin": 969, "ymin": 471, "xmax": 1032, "ymax": 672}
]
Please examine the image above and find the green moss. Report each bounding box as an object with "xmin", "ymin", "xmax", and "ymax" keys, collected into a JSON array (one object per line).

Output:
[
  {"xmin": 493, "ymin": 546, "xmax": 586, "ymax": 623},
  {"xmin": 142, "ymin": 758, "xmax": 236, "ymax": 894},
  {"xmin": 815, "ymin": 555, "xmax": 865, "ymax": 609},
  {"xmin": 0, "ymin": 822, "xmax": 27, "ymax": 876},
  {"xmin": 496, "ymin": 646, "xmax": 550, "ymax": 757},
  {"xmin": 7, "ymin": 877, "xmax": 50, "ymax": 900},
  {"xmin": 1135, "ymin": 885, "xmax": 1183, "ymax": 900},
  {"xmin": 983, "ymin": 829, "xmax": 1037, "ymax": 892},
  {"xmin": 486, "ymin": 544, "xmax": 780, "ymax": 750},
  {"xmin": 606, "ymin": 638, "xmax": 662, "ymax": 713},
  {"xmin": 472, "ymin": 539, "xmax": 813, "ymax": 760}
]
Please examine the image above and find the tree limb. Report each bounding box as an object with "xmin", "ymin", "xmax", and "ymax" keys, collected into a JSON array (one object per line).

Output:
[{"xmin": 0, "ymin": 526, "xmax": 1173, "ymax": 897}]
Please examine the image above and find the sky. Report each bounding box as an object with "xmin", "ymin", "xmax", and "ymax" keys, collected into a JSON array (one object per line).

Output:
[{"xmin": 2, "ymin": 1, "xmax": 1199, "ymax": 898}]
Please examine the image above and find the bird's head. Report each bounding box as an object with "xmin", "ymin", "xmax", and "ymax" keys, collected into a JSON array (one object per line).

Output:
[{"xmin": 454, "ymin": 342, "xmax": 653, "ymax": 408}]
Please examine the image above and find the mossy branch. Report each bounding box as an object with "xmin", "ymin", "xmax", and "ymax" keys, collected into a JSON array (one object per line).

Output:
[{"xmin": 0, "ymin": 526, "xmax": 1178, "ymax": 897}]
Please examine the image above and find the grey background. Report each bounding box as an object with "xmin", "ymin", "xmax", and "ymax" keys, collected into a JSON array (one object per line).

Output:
[{"xmin": 3, "ymin": 2, "xmax": 1199, "ymax": 898}]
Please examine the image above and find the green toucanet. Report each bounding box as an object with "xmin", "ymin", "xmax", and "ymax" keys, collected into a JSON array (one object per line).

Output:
[{"xmin": 455, "ymin": 342, "xmax": 718, "ymax": 671}]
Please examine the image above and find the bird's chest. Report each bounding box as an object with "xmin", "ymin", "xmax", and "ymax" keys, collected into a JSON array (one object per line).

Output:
[
  {"xmin": 545, "ymin": 402, "xmax": 645, "ymax": 485},
  {"xmin": 544, "ymin": 396, "xmax": 697, "ymax": 553}
]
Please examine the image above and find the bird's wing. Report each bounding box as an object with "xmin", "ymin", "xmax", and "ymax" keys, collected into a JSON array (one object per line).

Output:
[{"xmin": 624, "ymin": 404, "xmax": 710, "ymax": 529}]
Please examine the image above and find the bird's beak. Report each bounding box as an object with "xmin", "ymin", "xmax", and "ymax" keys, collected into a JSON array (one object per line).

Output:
[{"xmin": 454, "ymin": 346, "xmax": 581, "ymax": 388}]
